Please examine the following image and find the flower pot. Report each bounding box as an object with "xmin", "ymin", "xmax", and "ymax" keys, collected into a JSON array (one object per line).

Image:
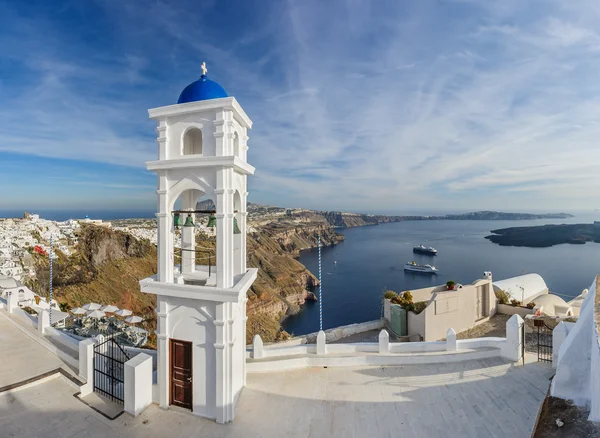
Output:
[{"xmin": 447, "ymin": 285, "xmax": 455, "ymax": 290}]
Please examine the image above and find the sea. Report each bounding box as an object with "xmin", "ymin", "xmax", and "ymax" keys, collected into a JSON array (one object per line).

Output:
[{"xmin": 283, "ymin": 213, "xmax": 600, "ymax": 336}]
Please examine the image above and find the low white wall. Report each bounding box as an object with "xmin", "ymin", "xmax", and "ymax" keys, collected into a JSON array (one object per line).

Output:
[
  {"xmin": 124, "ymin": 346, "xmax": 158, "ymax": 370},
  {"xmin": 45, "ymin": 326, "xmax": 80, "ymax": 356},
  {"xmin": 497, "ymin": 304, "xmax": 534, "ymax": 318},
  {"xmin": 262, "ymin": 319, "xmax": 384, "ymax": 347},
  {"xmin": 248, "ymin": 316, "xmax": 523, "ymax": 373}
]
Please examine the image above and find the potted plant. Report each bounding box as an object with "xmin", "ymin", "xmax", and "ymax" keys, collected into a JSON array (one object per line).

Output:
[{"xmin": 446, "ymin": 280, "xmax": 456, "ymax": 291}]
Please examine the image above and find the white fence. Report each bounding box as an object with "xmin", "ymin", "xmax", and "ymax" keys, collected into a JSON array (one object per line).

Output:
[{"xmin": 248, "ymin": 315, "xmax": 523, "ymax": 372}]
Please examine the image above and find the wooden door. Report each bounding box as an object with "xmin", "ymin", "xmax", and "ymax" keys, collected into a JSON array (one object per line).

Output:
[
  {"xmin": 476, "ymin": 287, "xmax": 485, "ymax": 319},
  {"xmin": 170, "ymin": 339, "xmax": 192, "ymax": 409}
]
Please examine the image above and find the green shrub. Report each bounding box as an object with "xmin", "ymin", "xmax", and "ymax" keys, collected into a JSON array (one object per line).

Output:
[
  {"xmin": 412, "ymin": 301, "xmax": 428, "ymax": 314},
  {"xmin": 391, "ymin": 291, "xmax": 416, "ymax": 312},
  {"xmin": 495, "ymin": 289, "xmax": 510, "ymax": 305},
  {"xmin": 510, "ymin": 299, "xmax": 522, "ymax": 307},
  {"xmin": 526, "ymin": 302, "xmax": 536, "ymax": 309},
  {"xmin": 383, "ymin": 290, "xmax": 398, "ymax": 300},
  {"xmin": 446, "ymin": 280, "xmax": 456, "ymax": 289}
]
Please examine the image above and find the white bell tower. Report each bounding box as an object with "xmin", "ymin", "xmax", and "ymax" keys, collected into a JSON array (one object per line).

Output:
[{"xmin": 140, "ymin": 64, "xmax": 257, "ymax": 423}]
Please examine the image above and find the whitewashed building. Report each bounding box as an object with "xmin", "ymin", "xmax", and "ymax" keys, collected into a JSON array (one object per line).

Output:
[{"xmin": 140, "ymin": 63, "xmax": 257, "ymax": 423}]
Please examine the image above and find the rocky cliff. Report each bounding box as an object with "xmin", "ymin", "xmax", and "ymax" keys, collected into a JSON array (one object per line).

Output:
[
  {"xmin": 245, "ymin": 222, "xmax": 342, "ymax": 342},
  {"xmin": 30, "ymin": 225, "xmax": 158, "ymax": 345},
  {"xmin": 31, "ymin": 221, "xmax": 342, "ymax": 346}
]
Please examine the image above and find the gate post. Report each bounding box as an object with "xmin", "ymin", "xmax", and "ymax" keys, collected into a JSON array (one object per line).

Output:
[
  {"xmin": 79, "ymin": 338, "xmax": 96, "ymax": 397},
  {"xmin": 502, "ymin": 314, "xmax": 524, "ymax": 362},
  {"xmin": 552, "ymin": 322, "xmax": 569, "ymax": 368},
  {"xmin": 124, "ymin": 353, "xmax": 153, "ymax": 417}
]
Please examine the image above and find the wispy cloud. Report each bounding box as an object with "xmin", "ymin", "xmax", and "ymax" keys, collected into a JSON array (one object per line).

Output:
[{"xmin": 2, "ymin": 0, "xmax": 600, "ymax": 212}]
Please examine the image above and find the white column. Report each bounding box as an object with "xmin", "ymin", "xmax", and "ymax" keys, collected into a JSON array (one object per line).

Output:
[
  {"xmin": 502, "ymin": 314, "xmax": 524, "ymax": 362},
  {"xmin": 252, "ymin": 334, "xmax": 264, "ymax": 359},
  {"xmin": 240, "ymin": 191, "xmax": 248, "ymax": 273},
  {"xmin": 226, "ymin": 302, "xmax": 234, "ymax": 422},
  {"xmin": 124, "ymin": 353, "xmax": 153, "ymax": 417},
  {"xmin": 552, "ymin": 322, "xmax": 570, "ymax": 368},
  {"xmin": 378, "ymin": 330, "xmax": 389, "ymax": 354},
  {"xmin": 156, "ymin": 119, "xmax": 168, "ymax": 160},
  {"xmin": 157, "ymin": 297, "xmax": 170, "ymax": 409},
  {"xmin": 79, "ymin": 339, "xmax": 96, "ymax": 397},
  {"xmin": 215, "ymin": 185, "xmax": 234, "ymax": 289},
  {"xmin": 181, "ymin": 191, "xmax": 196, "ymax": 275},
  {"xmin": 446, "ymin": 328, "xmax": 457, "ymax": 351},
  {"xmin": 157, "ymin": 173, "xmax": 173, "ymax": 283},
  {"xmin": 317, "ymin": 330, "xmax": 327, "ymax": 355},
  {"xmin": 79, "ymin": 338, "xmax": 93, "ymax": 380},
  {"xmin": 38, "ymin": 309, "xmax": 50, "ymax": 334},
  {"xmin": 214, "ymin": 303, "xmax": 226, "ymax": 423},
  {"xmin": 7, "ymin": 292, "xmax": 18, "ymax": 313},
  {"xmin": 243, "ymin": 298, "xmax": 248, "ymax": 385}
]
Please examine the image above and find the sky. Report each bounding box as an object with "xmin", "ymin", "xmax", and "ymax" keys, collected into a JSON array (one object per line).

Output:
[{"xmin": 2, "ymin": 0, "xmax": 600, "ymax": 215}]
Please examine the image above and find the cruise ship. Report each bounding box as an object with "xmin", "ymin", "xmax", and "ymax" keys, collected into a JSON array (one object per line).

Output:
[
  {"xmin": 404, "ymin": 261, "xmax": 438, "ymax": 274},
  {"xmin": 413, "ymin": 244, "xmax": 437, "ymax": 255}
]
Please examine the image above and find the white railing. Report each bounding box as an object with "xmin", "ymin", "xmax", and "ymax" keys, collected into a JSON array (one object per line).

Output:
[{"xmin": 248, "ymin": 315, "xmax": 524, "ymax": 372}]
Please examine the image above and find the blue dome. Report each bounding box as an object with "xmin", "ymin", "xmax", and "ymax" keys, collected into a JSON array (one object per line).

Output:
[{"xmin": 177, "ymin": 74, "xmax": 228, "ymax": 104}]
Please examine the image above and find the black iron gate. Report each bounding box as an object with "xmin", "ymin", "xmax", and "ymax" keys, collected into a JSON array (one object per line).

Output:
[
  {"xmin": 93, "ymin": 337, "xmax": 130, "ymax": 403},
  {"xmin": 534, "ymin": 319, "xmax": 553, "ymax": 363}
]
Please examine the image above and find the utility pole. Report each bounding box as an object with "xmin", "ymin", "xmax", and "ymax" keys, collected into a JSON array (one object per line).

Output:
[{"xmin": 49, "ymin": 234, "xmax": 53, "ymax": 325}]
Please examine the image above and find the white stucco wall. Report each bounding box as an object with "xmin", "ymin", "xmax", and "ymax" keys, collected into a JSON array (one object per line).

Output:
[
  {"xmin": 401, "ymin": 279, "xmax": 495, "ymax": 342},
  {"xmin": 551, "ymin": 276, "xmax": 598, "ymax": 418},
  {"xmin": 166, "ymin": 296, "xmax": 217, "ymax": 419}
]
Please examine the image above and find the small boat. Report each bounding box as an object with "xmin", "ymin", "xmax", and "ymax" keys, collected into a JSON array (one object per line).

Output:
[
  {"xmin": 404, "ymin": 261, "xmax": 438, "ymax": 274},
  {"xmin": 413, "ymin": 244, "xmax": 437, "ymax": 255},
  {"xmin": 333, "ymin": 260, "xmax": 337, "ymax": 264}
]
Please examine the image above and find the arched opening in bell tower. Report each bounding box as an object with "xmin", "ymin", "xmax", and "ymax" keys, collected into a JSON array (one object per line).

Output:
[
  {"xmin": 169, "ymin": 187, "xmax": 216, "ymax": 284},
  {"xmin": 183, "ymin": 128, "xmax": 203, "ymax": 155}
]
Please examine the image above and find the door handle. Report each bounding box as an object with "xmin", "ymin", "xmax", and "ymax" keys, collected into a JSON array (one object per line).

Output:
[{"xmin": 186, "ymin": 377, "xmax": 192, "ymax": 382}]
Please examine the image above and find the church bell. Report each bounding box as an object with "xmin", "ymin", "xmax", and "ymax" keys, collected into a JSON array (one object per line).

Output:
[
  {"xmin": 173, "ymin": 212, "xmax": 182, "ymax": 229},
  {"xmin": 207, "ymin": 213, "xmax": 217, "ymax": 228},
  {"xmin": 183, "ymin": 214, "xmax": 195, "ymax": 227}
]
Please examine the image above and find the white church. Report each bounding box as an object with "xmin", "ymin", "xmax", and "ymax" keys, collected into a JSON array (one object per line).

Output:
[{"xmin": 139, "ymin": 63, "xmax": 258, "ymax": 423}]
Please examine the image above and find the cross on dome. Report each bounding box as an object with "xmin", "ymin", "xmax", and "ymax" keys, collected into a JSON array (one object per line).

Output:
[{"xmin": 177, "ymin": 62, "xmax": 228, "ymax": 103}]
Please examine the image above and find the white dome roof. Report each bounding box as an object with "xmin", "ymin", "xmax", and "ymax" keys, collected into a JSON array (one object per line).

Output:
[
  {"xmin": 0, "ymin": 275, "xmax": 18, "ymax": 289},
  {"xmin": 532, "ymin": 294, "xmax": 573, "ymax": 316},
  {"xmin": 493, "ymin": 273, "xmax": 548, "ymax": 302},
  {"xmin": 533, "ymin": 293, "xmax": 567, "ymax": 308}
]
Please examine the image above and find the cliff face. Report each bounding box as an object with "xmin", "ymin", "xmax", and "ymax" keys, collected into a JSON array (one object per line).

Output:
[
  {"xmin": 320, "ymin": 211, "xmax": 405, "ymax": 228},
  {"xmin": 30, "ymin": 225, "xmax": 158, "ymax": 346},
  {"xmin": 31, "ymin": 222, "xmax": 341, "ymax": 346},
  {"xmin": 245, "ymin": 223, "xmax": 342, "ymax": 342}
]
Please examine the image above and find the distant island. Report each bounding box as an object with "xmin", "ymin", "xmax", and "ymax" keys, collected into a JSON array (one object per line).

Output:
[{"xmin": 485, "ymin": 222, "xmax": 600, "ymax": 248}]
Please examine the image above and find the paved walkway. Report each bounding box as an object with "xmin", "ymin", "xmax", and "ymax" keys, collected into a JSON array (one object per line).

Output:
[
  {"xmin": 0, "ymin": 311, "xmax": 75, "ymax": 388},
  {"xmin": 0, "ymin": 353, "xmax": 552, "ymax": 437}
]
